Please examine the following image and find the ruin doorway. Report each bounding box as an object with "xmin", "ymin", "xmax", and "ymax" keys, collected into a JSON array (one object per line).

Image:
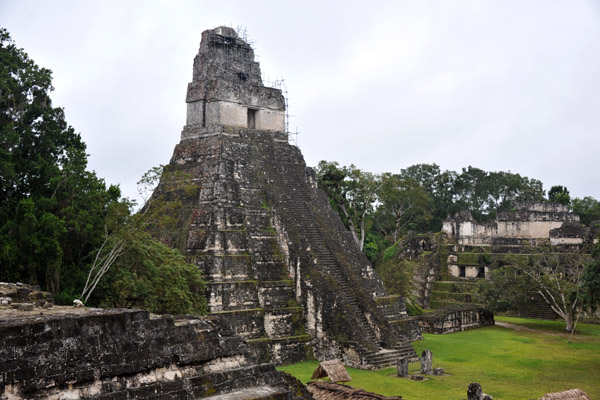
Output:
[
  {"xmin": 459, "ymin": 266, "xmax": 466, "ymax": 278},
  {"xmin": 477, "ymin": 267, "xmax": 486, "ymax": 278},
  {"xmin": 247, "ymin": 108, "xmax": 257, "ymax": 129}
]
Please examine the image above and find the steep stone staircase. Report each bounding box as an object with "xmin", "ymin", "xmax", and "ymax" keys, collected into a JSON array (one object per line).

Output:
[
  {"xmin": 430, "ymin": 280, "xmax": 484, "ymax": 310},
  {"xmin": 263, "ymin": 147, "xmax": 416, "ymax": 368},
  {"xmin": 514, "ymin": 292, "xmax": 559, "ymax": 320}
]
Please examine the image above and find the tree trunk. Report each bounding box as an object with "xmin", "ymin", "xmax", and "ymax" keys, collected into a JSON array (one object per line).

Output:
[
  {"xmin": 340, "ymin": 204, "xmax": 360, "ymax": 248},
  {"xmin": 564, "ymin": 314, "xmax": 574, "ymax": 333},
  {"xmin": 359, "ymin": 217, "xmax": 365, "ymax": 251}
]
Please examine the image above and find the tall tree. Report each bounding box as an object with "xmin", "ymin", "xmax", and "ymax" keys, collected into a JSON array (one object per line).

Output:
[
  {"xmin": 0, "ymin": 28, "xmax": 120, "ymax": 295},
  {"xmin": 0, "ymin": 30, "xmax": 206, "ymax": 315},
  {"xmin": 571, "ymin": 196, "xmax": 600, "ymax": 227},
  {"xmin": 548, "ymin": 185, "xmax": 571, "ymax": 206},
  {"xmin": 398, "ymin": 163, "xmax": 457, "ymax": 231},
  {"xmin": 483, "ymin": 248, "xmax": 590, "ymax": 334},
  {"xmin": 453, "ymin": 166, "xmax": 544, "ymax": 220},
  {"xmin": 80, "ymin": 166, "xmax": 206, "ymax": 315},
  {"xmin": 375, "ymin": 174, "xmax": 433, "ymax": 243},
  {"xmin": 581, "ymin": 232, "xmax": 600, "ymax": 315},
  {"xmin": 316, "ymin": 161, "xmax": 377, "ymax": 250}
]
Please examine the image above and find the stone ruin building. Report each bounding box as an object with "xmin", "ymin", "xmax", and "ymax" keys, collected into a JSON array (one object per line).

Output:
[
  {"xmin": 407, "ymin": 202, "xmax": 594, "ymax": 319},
  {"xmin": 442, "ymin": 202, "xmax": 590, "ymax": 280},
  {"xmin": 148, "ymin": 26, "xmax": 417, "ymax": 369}
]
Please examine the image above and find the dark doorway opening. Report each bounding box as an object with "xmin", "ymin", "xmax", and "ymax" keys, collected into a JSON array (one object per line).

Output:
[
  {"xmin": 477, "ymin": 267, "xmax": 486, "ymax": 278},
  {"xmin": 459, "ymin": 266, "xmax": 466, "ymax": 278},
  {"xmin": 247, "ymin": 108, "xmax": 257, "ymax": 129}
]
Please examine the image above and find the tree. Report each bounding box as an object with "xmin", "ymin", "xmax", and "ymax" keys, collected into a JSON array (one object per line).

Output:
[
  {"xmin": 0, "ymin": 29, "xmax": 206, "ymax": 315},
  {"xmin": 571, "ymin": 196, "xmax": 600, "ymax": 227},
  {"xmin": 80, "ymin": 166, "xmax": 206, "ymax": 315},
  {"xmin": 316, "ymin": 161, "xmax": 377, "ymax": 250},
  {"xmin": 580, "ymin": 234, "xmax": 600, "ymax": 315},
  {"xmin": 452, "ymin": 166, "xmax": 545, "ymax": 220},
  {"xmin": 0, "ymin": 28, "xmax": 120, "ymax": 296},
  {"xmin": 99, "ymin": 231, "xmax": 206, "ymax": 315},
  {"xmin": 548, "ymin": 185, "xmax": 571, "ymax": 206},
  {"xmin": 375, "ymin": 174, "xmax": 433, "ymax": 243},
  {"xmin": 482, "ymin": 248, "xmax": 590, "ymax": 334},
  {"xmin": 398, "ymin": 163, "xmax": 457, "ymax": 231}
]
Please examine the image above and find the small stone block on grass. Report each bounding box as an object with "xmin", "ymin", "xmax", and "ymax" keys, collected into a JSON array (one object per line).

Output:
[{"xmin": 396, "ymin": 358, "xmax": 409, "ymax": 377}]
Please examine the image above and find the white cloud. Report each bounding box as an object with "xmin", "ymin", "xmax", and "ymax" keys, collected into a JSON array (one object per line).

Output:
[{"xmin": 1, "ymin": 0, "xmax": 599, "ymax": 201}]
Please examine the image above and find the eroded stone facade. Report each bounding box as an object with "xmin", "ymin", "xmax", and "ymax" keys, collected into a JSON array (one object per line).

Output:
[
  {"xmin": 442, "ymin": 203, "xmax": 591, "ymax": 280},
  {"xmin": 0, "ymin": 307, "xmax": 310, "ymax": 399},
  {"xmin": 419, "ymin": 305, "xmax": 495, "ymax": 334},
  {"xmin": 442, "ymin": 203, "xmax": 585, "ymax": 248},
  {"xmin": 150, "ymin": 26, "xmax": 416, "ymax": 369}
]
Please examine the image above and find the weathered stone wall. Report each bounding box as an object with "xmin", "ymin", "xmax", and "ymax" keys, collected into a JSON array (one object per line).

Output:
[
  {"xmin": 0, "ymin": 307, "xmax": 311, "ymax": 399},
  {"xmin": 0, "ymin": 282, "xmax": 53, "ymax": 307},
  {"xmin": 184, "ymin": 27, "xmax": 285, "ymax": 132},
  {"xmin": 419, "ymin": 305, "xmax": 494, "ymax": 334},
  {"xmin": 389, "ymin": 317, "xmax": 423, "ymax": 341},
  {"xmin": 443, "ymin": 203, "xmax": 585, "ymax": 247}
]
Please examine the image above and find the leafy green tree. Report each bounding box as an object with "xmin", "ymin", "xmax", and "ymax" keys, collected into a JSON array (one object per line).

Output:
[
  {"xmin": 80, "ymin": 166, "xmax": 206, "ymax": 315},
  {"xmin": 482, "ymin": 249, "xmax": 590, "ymax": 334},
  {"xmin": 99, "ymin": 231, "xmax": 206, "ymax": 315},
  {"xmin": 548, "ymin": 185, "xmax": 571, "ymax": 206},
  {"xmin": 581, "ymin": 233, "xmax": 600, "ymax": 315},
  {"xmin": 375, "ymin": 174, "xmax": 433, "ymax": 243},
  {"xmin": 316, "ymin": 161, "xmax": 377, "ymax": 250},
  {"xmin": 0, "ymin": 28, "xmax": 120, "ymax": 295},
  {"xmin": 398, "ymin": 163, "xmax": 457, "ymax": 231},
  {"xmin": 376, "ymin": 257, "xmax": 416, "ymax": 298},
  {"xmin": 571, "ymin": 196, "xmax": 600, "ymax": 227},
  {"xmin": 0, "ymin": 29, "xmax": 206, "ymax": 315},
  {"xmin": 453, "ymin": 166, "xmax": 544, "ymax": 220}
]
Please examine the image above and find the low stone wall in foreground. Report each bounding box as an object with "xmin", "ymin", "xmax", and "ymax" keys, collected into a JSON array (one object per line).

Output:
[{"xmin": 0, "ymin": 306, "xmax": 310, "ymax": 399}]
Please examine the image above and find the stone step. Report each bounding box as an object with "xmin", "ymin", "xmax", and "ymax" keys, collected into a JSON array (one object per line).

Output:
[
  {"xmin": 246, "ymin": 334, "xmax": 312, "ymax": 344},
  {"xmin": 203, "ymin": 385, "xmax": 289, "ymax": 400}
]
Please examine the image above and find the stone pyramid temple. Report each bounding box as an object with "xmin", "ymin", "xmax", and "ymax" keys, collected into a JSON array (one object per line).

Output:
[{"xmin": 151, "ymin": 26, "xmax": 417, "ymax": 369}]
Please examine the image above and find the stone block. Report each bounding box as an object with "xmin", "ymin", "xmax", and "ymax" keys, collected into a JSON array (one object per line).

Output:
[
  {"xmin": 420, "ymin": 350, "xmax": 432, "ymax": 375},
  {"xmin": 396, "ymin": 358, "xmax": 409, "ymax": 377}
]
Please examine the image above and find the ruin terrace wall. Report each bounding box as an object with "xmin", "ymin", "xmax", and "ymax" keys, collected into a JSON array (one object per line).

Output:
[
  {"xmin": 442, "ymin": 203, "xmax": 584, "ymax": 247},
  {"xmin": 419, "ymin": 305, "xmax": 495, "ymax": 334},
  {"xmin": 0, "ymin": 306, "xmax": 310, "ymax": 399}
]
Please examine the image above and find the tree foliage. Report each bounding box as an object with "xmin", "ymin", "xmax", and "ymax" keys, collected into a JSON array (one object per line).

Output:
[
  {"xmin": 452, "ymin": 166, "xmax": 545, "ymax": 221},
  {"xmin": 316, "ymin": 161, "xmax": 377, "ymax": 250},
  {"xmin": 316, "ymin": 160, "xmax": 547, "ymax": 251},
  {"xmin": 549, "ymin": 185, "xmax": 571, "ymax": 206},
  {"xmin": 375, "ymin": 258, "xmax": 416, "ymax": 298},
  {"xmin": 375, "ymin": 174, "xmax": 433, "ymax": 243},
  {"xmin": 580, "ymin": 236, "xmax": 600, "ymax": 315},
  {"xmin": 571, "ymin": 196, "xmax": 600, "ymax": 227},
  {"xmin": 0, "ymin": 29, "xmax": 206, "ymax": 315},
  {"xmin": 99, "ymin": 231, "xmax": 206, "ymax": 315},
  {"xmin": 481, "ymin": 249, "xmax": 590, "ymax": 333},
  {"xmin": 0, "ymin": 28, "xmax": 120, "ymax": 295},
  {"xmin": 80, "ymin": 166, "xmax": 206, "ymax": 314},
  {"xmin": 398, "ymin": 163, "xmax": 456, "ymax": 231}
]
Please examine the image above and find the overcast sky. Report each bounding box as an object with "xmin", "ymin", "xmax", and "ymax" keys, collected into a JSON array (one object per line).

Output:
[{"xmin": 2, "ymin": 0, "xmax": 599, "ymax": 204}]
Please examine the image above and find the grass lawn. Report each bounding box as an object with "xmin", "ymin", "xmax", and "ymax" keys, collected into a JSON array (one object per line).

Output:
[{"xmin": 278, "ymin": 316, "xmax": 600, "ymax": 400}]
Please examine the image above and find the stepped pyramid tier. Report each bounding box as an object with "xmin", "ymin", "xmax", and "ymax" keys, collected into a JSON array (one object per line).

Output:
[
  {"xmin": 150, "ymin": 26, "xmax": 416, "ymax": 369},
  {"xmin": 0, "ymin": 307, "xmax": 311, "ymax": 399}
]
